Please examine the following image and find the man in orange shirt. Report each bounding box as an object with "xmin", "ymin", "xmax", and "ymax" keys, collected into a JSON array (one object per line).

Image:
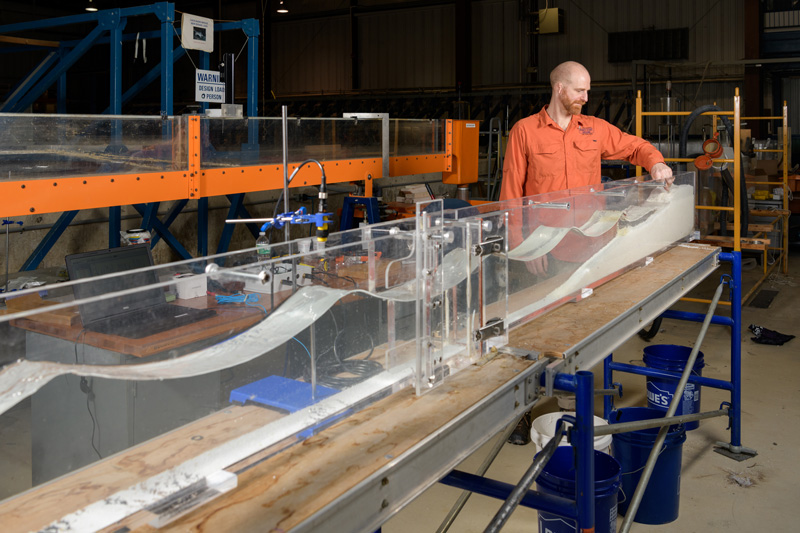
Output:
[
  {"xmin": 501, "ymin": 61, "xmax": 673, "ymax": 444},
  {"xmin": 501, "ymin": 60, "xmax": 672, "ymax": 200}
]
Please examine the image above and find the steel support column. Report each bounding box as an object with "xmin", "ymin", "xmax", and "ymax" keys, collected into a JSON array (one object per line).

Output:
[
  {"xmin": 109, "ymin": 206, "xmax": 121, "ymax": 248},
  {"xmin": 132, "ymin": 203, "xmax": 192, "ymax": 259},
  {"xmin": 157, "ymin": 3, "xmax": 175, "ymax": 116},
  {"xmin": 21, "ymin": 211, "xmax": 78, "ymax": 270}
]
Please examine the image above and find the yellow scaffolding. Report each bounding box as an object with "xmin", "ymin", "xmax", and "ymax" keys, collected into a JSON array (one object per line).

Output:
[{"xmin": 635, "ymin": 88, "xmax": 790, "ymax": 304}]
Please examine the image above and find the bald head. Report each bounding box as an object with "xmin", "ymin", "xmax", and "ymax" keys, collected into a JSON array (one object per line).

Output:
[
  {"xmin": 549, "ymin": 61, "xmax": 591, "ymax": 117},
  {"xmin": 550, "ymin": 61, "xmax": 590, "ymax": 89}
]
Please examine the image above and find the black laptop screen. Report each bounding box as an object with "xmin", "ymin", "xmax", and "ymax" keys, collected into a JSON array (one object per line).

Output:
[{"xmin": 65, "ymin": 245, "xmax": 166, "ymax": 326}]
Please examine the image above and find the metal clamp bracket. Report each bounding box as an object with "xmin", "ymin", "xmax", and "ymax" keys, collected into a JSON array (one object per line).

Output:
[
  {"xmin": 544, "ymin": 358, "xmax": 565, "ymax": 397},
  {"xmin": 473, "ymin": 317, "xmax": 505, "ymax": 343},
  {"xmin": 471, "ymin": 236, "xmax": 504, "ymax": 257}
]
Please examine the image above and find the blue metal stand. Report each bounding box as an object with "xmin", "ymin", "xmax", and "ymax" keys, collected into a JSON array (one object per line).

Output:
[
  {"xmin": 439, "ymin": 369, "xmax": 599, "ymax": 531},
  {"xmin": 603, "ymin": 251, "xmax": 745, "ymax": 450},
  {"xmin": 340, "ymin": 196, "xmax": 380, "ymax": 231}
]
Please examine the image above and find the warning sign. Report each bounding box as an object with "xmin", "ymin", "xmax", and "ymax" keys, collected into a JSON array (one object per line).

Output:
[{"xmin": 195, "ymin": 69, "xmax": 225, "ymax": 103}]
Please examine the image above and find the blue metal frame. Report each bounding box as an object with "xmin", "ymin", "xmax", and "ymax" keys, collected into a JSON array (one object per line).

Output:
[
  {"xmin": 3, "ymin": 3, "xmax": 260, "ymax": 269},
  {"xmin": 603, "ymin": 251, "xmax": 743, "ymax": 448},
  {"xmin": 20, "ymin": 211, "xmax": 78, "ymax": 270},
  {"xmin": 216, "ymin": 194, "xmax": 260, "ymax": 256},
  {"xmin": 438, "ymin": 369, "xmax": 599, "ymax": 530},
  {"xmin": 340, "ymin": 197, "xmax": 381, "ymax": 230}
]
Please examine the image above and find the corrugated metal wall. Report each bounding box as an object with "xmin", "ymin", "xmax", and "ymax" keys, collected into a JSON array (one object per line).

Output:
[
  {"xmin": 358, "ymin": 4, "xmax": 455, "ymax": 90},
  {"xmin": 536, "ymin": 0, "xmax": 745, "ymax": 82},
  {"xmin": 472, "ymin": 0, "xmax": 524, "ymax": 86},
  {"xmin": 272, "ymin": 16, "xmax": 351, "ymax": 95},
  {"xmin": 270, "ymin": 0, "xmax": 744, "ymax": 93}
]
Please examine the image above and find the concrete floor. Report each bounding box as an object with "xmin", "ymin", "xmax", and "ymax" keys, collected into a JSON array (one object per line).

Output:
[{"xmin": 384, "ymin": 248, "xmax": 800, "ymax": 532}]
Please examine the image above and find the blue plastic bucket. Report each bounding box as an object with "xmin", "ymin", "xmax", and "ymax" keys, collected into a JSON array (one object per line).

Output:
[
  {"xmin": 609, "ymin": 407, "xmax": 686, "ymax": 525},
  {"xmin": 536, "ymin": 448, "xmax": 621, "ymax": 533},
  {"xmin": 643, "ymin": 344, "xmax": 705, "ymax": 430}
]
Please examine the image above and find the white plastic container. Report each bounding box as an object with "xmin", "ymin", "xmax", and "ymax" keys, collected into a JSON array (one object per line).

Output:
[{"xmin": 531, "ymin": 412, "xmax": 613, "ymax": 455}]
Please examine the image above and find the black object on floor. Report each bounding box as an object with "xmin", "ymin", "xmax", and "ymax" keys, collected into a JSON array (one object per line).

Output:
[
  {"xmin": 508, "ymin": 411, "xmax": 532, "ymax": 446},
  {"xmin": 748, "ymin": 289, "xmax": 779, "ymax": 309},
  {"xmin": 749, "ymin": 324, "xmax": 796, "ymax": 346}
]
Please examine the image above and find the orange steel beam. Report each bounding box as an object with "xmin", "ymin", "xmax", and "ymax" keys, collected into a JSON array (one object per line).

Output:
[
  {"xmin": 0, "ymin": 170, "xmax": 189, "ymax": 218},
  {"xmin": 188, "ymin": 116, "xmax": 201, "ymax": 199},
  {"xmin": 198, "ymin": 158, "xmax": 384, "ymax": 197}
]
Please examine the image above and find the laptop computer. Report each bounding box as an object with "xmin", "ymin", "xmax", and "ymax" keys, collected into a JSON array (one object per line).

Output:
[{"xmin": 65, "ymin": 244, "xmax": 216, "ymax": 339}]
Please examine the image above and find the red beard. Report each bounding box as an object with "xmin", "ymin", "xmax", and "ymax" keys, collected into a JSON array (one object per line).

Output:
[{"xmin": 560, "ymin": 92, "xmax": 584, "ymax": 115}]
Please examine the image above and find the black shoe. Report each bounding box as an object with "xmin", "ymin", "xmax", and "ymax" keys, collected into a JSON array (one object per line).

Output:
[{"xmin": 507, "ymin": 411, "xmax": 532, "ymax": 445}]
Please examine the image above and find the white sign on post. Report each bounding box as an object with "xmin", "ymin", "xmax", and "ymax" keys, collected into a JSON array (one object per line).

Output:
[
  {"xmin": 181, "ymin": 13, "xmax": 214, "ymax": 53},
  {"xmin": 195, "ymin": 69, "xmax": 225, "ymax": 103}
]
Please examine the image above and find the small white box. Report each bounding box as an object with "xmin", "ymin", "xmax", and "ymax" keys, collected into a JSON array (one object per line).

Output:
[{"xmin": 175, "ymin": 274, "xmax": 207, "ymax": 299}]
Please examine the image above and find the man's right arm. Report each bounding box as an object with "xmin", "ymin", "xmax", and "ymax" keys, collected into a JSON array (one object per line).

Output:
[
  {"xmin": 499, "ymin": 124, "xmax": 528, "ymax": 201},
  {"xmin": 499, "ymin": 124, "xmax": 549, "ymax": 276}
]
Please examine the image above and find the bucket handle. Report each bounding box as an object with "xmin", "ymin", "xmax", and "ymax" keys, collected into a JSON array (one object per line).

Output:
[{"xmin": 619, "ymin": 444, "xmax": 669, "ymax": 477}]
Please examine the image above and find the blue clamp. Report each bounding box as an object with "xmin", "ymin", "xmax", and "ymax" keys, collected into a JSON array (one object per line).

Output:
[{"xmin": 260, "ymin": 207, "xmax": 332, "ymax": 232}]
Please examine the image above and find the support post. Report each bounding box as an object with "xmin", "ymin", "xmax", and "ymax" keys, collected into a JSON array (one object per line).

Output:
[
  {"xmin": 603, "ymin": 354, "xmax": 613, "ymax": 419},
  {"xmin": 158, "ymin": 3, "xmax": 175, "ymax": 116},
  {"xmin": 723, "ymin": 251, "xmax": 743, "ymax": 448},
  {"xmin": 109, "ymin": 206, "xmax": 121, "ymax": 248},
  {"xmin": 574, "ymin": 371, "xmax": 595, "ymax": 532}
]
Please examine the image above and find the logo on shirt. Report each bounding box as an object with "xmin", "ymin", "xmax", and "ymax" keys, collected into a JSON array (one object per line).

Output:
[{"xmin": 578, "ymin": 125, "xmax": 594, "ymax": 135}]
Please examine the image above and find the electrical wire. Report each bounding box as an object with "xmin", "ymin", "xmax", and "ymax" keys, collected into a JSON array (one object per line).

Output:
[
  {"xmin": 73, "ymin": 329, "xmax": 101, "ymax": 460},
  {"xmin": 85, "ymin": 385, "xmax": 102, "ymax": 460},
  {"xmin": 215, "ymin": 292, "xmax": 268, "ymax": 314}
]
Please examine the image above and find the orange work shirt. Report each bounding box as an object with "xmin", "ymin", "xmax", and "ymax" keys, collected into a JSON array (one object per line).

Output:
[{"xmin": 500, "ymin": 106, "xmax": 665, "ymax": 200}]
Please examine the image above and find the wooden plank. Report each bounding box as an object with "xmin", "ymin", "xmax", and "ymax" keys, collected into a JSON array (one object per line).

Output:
[
  {"xmin": 11, "ymin": 296, "xmax": 264, "ymax": 357},
  {"xmin": 0, "ymin": 405, "xmax": 284, "ymax": 532},
  {"xmin": 106, "ymin": 354, "xmax": 535, "ymax": 533},
  {"xmin": 5, "ymin": 293, "xmax": 79, "ymax": 327},
  {"xmin": 712, "ymin": 222, "xmax": 776, "ymax": 233},
  {"xmin": 697, "ymin": 235, "xmax": 769, "ymax": 250},
  {"xmin": 750, "ymin": 208, "xmax": 790, "ymax": 217},
  {"xmin": 0, "ymin": 34, "xmax": 60, "ymax": 47},
  {"xmin": 509, "ymin": 245, "xmax": 717, "ymax": 357}
]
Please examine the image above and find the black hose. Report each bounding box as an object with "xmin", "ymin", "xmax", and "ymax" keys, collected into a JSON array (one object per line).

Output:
[
  {"xmin": 678, "ymin": 105, "xmax": 734, "ymax": 165},
  {"xmin": 638, "ymin": 316, "xmax": 663, "ymax": 341}
]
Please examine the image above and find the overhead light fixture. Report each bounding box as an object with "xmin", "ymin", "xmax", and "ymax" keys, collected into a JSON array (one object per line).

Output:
[
  {"xmin": 277, "ymin": 1, "xmax": 288, "ymax": 14},
  {"xmin": 85, "ymin": 0, "xmax": 98, "ymax": 12}
]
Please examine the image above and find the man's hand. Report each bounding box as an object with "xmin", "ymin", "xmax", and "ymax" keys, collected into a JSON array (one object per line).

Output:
[
  {"xmin": 650, "ymin": 162, "xmax": 674, "ymax": 189},
  {"xmin": 525, "ymin": 255, "xmax": 548, "ymax": 277}
]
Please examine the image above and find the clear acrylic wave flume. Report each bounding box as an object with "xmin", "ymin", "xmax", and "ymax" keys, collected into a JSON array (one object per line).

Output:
[{"xmin": 0, "ymin": 173, "xmax": 695, "ymax": 512}]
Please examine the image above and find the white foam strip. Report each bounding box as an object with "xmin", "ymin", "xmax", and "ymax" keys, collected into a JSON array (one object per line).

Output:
[
  {"xmin": 40, "ymin": 363, "xmax": 415, "ymax": 532},
  {"xmin": 507, "ymin": 185, "xmax": 694, "ymax": 325},
  {"xmin": 507, "ymin": 209, "xmax": 623, "ymax": 261}
]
